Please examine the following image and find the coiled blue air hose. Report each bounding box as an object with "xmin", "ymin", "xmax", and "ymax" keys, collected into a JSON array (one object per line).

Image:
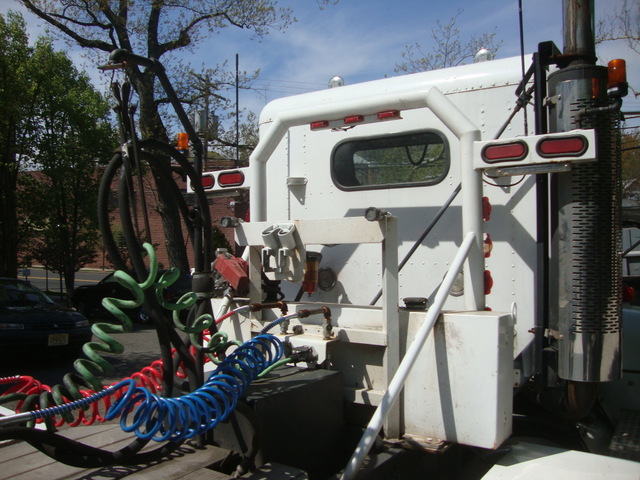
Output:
[
  {"xmin": 0, "ymin": 334, "xmax": 284, "ymax": 441},
  {"xmin": 104, "ymin": 333, "xmax": 284, "ymax": 441}
]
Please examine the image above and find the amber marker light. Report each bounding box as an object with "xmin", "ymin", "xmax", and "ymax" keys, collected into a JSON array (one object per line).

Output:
[
  {"xmin": 177, "ymin": 132, "xmax": 189, "ymax": 151},
  {"xmin": 607, "ymin": 59, "xmax": 628, "ymax": 97}
]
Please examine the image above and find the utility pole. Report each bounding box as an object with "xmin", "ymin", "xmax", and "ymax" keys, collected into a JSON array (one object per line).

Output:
[{"xmin": 236, "ymin": 53, "xmax": 240, "ymax": 168}]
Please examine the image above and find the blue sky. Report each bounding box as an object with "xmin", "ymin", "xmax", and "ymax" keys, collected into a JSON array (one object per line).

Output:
[{"xmin": 1, "ymin": 0, "xmax": 638, "ymax": 124}]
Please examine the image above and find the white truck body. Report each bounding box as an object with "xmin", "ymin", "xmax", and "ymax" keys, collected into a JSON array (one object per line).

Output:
[{"xmin": 202, "ymin": 52, "xmax": 639, "ymax": 478}]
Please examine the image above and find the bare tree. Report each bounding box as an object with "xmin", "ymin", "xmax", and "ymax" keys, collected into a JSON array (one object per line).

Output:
[
  {"xmin": 395, "ymin": 8, "xmax": 503, "ymax": 74},
  {"xmin": 596, "ymin": 0, "xmax": 639, "ymax": 98},
  {"xmin": 18, "ymin": 0, "xmax": 326, "ymax": 271}
]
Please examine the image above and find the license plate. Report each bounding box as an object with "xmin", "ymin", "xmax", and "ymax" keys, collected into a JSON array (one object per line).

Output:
[{"xmin": 48, "ymin": 333, "xmax": 69, "ymax": 346}]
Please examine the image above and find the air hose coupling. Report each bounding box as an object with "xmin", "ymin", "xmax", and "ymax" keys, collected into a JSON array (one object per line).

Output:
[
  {"xmin": 297, "ymin": 306, "xmax": 333, "ymax": 340},
  {"xmin": 250, "ymin": 301, "xmax": 288, "ymax": 316}
]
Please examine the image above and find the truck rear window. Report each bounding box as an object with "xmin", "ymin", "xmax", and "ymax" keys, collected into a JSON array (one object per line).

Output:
[{"xmin": 331, "ymin": 131, "xmax": 449, "ymax": 190}]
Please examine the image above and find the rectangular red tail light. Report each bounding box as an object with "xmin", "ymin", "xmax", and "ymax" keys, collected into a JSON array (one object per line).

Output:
[
  {"xmin": 218, "ymin": 170, "xmax": 245, "ymax": 187},
  {"xmin": 537, "ymin": 135, "xmax": 588, "ymax": 157},
  {"xmin": 482, "ymin": 141, "xmax": 528, "ymax": 163},
  {"xmin": 344, "ymin": 115, "xmax": 364, "ymax": 125},
  {"xmin": 201, "ymin": 174, "xmax": 215, "ymax": 189},
  {"xmin": 310, "ymin": 120, "xmax": 330, "ymax": 130}
]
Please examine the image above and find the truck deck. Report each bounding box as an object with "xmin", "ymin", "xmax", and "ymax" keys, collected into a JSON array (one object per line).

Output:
[{"xmin": 0, "ymin": 423, "xmax": 307, "ymax": 480}]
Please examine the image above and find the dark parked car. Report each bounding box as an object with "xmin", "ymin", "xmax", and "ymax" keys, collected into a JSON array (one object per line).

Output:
[
  {"xmin": 0, "ymin": 277, "xmax": 92, "ymax": 356},
  {"xmin": 71, "ymin": 270, "xmax": 193, "ymax": 323}
]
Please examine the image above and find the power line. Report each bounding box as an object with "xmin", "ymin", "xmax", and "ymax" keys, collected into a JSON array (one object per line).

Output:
[{"xmin": 253, "ymin": 78, "xmax": 326, "ymax": 87}]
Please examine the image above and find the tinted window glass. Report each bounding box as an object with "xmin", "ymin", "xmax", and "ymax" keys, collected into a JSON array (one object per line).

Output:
[
  {"xmin": 332, "ymin": 132, "xmax": 449, "ymax": 190},
  {"xmin": 0, "ymin": 280, "xmax": 52, "ymax": 305}
]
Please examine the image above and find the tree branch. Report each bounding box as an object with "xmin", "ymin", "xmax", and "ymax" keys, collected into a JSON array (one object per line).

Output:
[{"xmin": 21, "ymin": 0, "xmax": 115, "ymax": 52}]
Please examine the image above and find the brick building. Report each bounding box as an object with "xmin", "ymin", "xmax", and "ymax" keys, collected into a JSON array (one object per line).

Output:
[
  {"xmin": 21, "ymin": 163, "xmax": 245, "ymax": 273},
  {"xmin": 88, "ymin": 164, "xmax": 244, "ymax": 271}
]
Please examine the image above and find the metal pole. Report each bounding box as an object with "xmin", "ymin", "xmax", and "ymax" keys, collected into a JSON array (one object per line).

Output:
[
  {"xmin": 340, "ymin": 232, "xmax": 476, "ymax": 480},
  {"xmin": 236, "ymin": 53, "xmax": 240, "ymax": 168},
  {"xmin": 562, "ymin": 0, "xmax": 596, "ymax": 64},
  {"xmin": 204, "ymin": 98, "xmax": 209, "ymax": 171}
]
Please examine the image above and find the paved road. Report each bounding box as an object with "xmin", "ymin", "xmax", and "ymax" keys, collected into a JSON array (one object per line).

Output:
[
  {"xmin": 3, "ymin": 268, "xmax": 199, "ymax": 404},
  {"xmin": 0, "ymin": 323, "xmax": 164, "ymax": 391},
  {"xmin": 20, "ymin": 267, "xmax": 110, "ymax": 295},
  {"xmin": 4, "ymin": 265, "xmax": 169, "ymax": 390}
]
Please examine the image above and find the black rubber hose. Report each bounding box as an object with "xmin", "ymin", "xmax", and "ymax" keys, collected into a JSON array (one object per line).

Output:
[{"xmin": 0, "ymin": 426, "xmax": 183, "ymax": 468}]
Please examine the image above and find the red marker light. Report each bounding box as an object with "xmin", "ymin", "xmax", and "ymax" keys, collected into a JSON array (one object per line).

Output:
[
  {"xmin": 377, "ymin": 110, "xmax": 401, "ymax": 121},
  {"xmin": 344, "ymin": 115, "xmax": 364, "ymax": 125},
  {"xmin": 537, "ymin": 135, "xmax": 587, "ymax": 157},
  {"xmin": 482, "ymin": 141, "xmax": 528, "ymax": 163},
  {"xmin": 201, "ymin": 174, "xmax": 215, "ymax": 189},
  {"xmin": 484, "ymin": 270, "xmax": 493, "ymax": 295},
  {"xmin": 310, "ymin": 120, "xmax": 330, "ymax": 130},
  {"xmin": 218, "ymin": 170, "xmax": 244, "ymax": 187},
  {"xmin": 482, "ymin": 197, "xmax": 492, "ymax": 222}
]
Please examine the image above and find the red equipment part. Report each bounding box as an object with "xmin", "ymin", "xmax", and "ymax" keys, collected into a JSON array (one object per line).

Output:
[{"xmin": 214, "ymin": 253, "xmax": 249, "ymax": 293}]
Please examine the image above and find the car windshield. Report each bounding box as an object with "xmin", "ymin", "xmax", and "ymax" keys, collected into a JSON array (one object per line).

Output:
[{"xmin": 0, "ymin": 279, "xmax": 53, "ymax": 306}]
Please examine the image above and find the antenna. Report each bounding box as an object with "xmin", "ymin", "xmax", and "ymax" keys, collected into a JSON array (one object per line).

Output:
[{"xmin": 236, "ymin": 53, "xmax": 240, "ymax": 168}]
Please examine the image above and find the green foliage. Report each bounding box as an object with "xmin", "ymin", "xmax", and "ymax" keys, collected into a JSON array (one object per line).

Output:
[
  {"xmin": 18, "ymin": 0, "xmax": 317, "ymax": 271},
  {"xmin": 211, "ymin": 225, "xmax": 233, "ymax": 253},
  {"xmin": 0, "ymin": 12, "xmax": 34, "ymax": 277},
  {"xmin": 7, "ymin": 33, "xmax": 118, "ymax": 296}
]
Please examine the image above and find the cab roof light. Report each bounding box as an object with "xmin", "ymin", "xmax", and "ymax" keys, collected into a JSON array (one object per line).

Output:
[
  {"xmin": 311, "ymin": 111, "xmax": 402, "ymax": 131},
  {"xmin": 607, "ymin": 58, "xmax": 628, "ymax": 98},
  {"xmin": 344, "ymin": 115, "xmax": 364, "ymax": 125},
  {"xmin": 201, "ymin": 174, "xmax": 215, "ymax": 189},
  {"xmin": 377, "ymin": 110, "xmax": 402, "ymax": 121},
  {"xmin": 537, "ymin": 135, "xmax": 587, "ymax": 158},
  {"xmin": 481, "ymin": 141, "xmax": 528, "ymax": 163},
  {"xmin": 310, "ymin": 120, "xmax": 330, "ymax": 130},
  {"xmin": 218, "ymin": 170, "xmax": 245, "ymax": 187}
]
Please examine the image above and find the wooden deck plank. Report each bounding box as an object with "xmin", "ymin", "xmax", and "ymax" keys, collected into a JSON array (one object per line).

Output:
[
  {"xmin": 176, "ymin": 462, "xmax": 309, "ymax": 480},
  {"xmin": 0, "ymin": 424, "xmax": 229, "ymax": 480},
  {"xmin": 0, "ymin": 423, "xmax": 123, "ymax": 462},
  {"xmin": 0, "ymin": 424, "xmax": 132, "ymax": 478},
  {"xmin": 178, "ymin": 469, "xmax": 231, "ymax": 480}
]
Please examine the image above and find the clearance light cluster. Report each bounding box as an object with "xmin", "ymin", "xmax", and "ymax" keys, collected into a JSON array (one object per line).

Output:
[
  {"xmin": 481, "ymin": 135, "xmax": 588, "ymax": 164},
  {"xmin": 187, "ymin": 168, "xmax": 249, "ymax": 193},
  {"xmin": 474, "ymin": 129, "xmax": 597, "ymax": 175},
  {"xmin": 310, "ymin": 110, "xmax": 402, "ymax": 130}
]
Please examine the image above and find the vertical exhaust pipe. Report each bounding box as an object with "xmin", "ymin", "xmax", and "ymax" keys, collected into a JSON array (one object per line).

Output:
[
  {"xmin": 562, "ymin": 0, "xmax": 597, "ymax": 64},
  {"xmin": 547, "ymin": 0, "xmax": 622, "ymax": 383}
]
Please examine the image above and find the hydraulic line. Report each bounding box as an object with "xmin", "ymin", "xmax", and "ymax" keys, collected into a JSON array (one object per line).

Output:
[
  {"xmin": 106, "ymin": 334, "xmax": 284, "ymax": 442},
  {"xmin": 0, "ymin": 244, "xmax": 189, "ymax": 429},
  {"xmin": 0, "ymin": 300, "xmax": 299, "ymax": 430},
  {"xmin": 1, "ymin": 335, "xmax": 284, "ymax": 442}
]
